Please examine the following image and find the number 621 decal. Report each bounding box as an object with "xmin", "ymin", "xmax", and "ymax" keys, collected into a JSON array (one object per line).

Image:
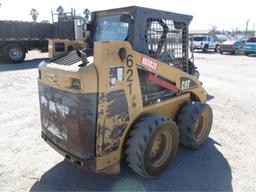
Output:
[
  {"xmin": 181, "ymin": 80, "xmax": 191, "ymax": 90},
  {"xmin": 126, "ymin": 55, "xmax": 133, "ymax": 95}
]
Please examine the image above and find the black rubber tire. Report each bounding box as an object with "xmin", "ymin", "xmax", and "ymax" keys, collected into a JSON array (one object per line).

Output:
[
  {"xmin": 219, "ymin": 51, "xmax": 223, "ymax": 54},
  {"xmin": 192, "ymin": 70, "xmax": 200, "ymax": 79},
  {"xmin": 3, "ymin": 43, "xmax": 26, "ymax": 63},
  {"xmin": 203, "ymin": 44, "xmax": 208, "ymax": 52},
  {"xmin": 245, "ymin": 52, "xmax": 249, "ymax": 56},
  {"xmin": 177, "ymin": 102, "xmax": 213, "ymax": 149},
  {"xmin": 232, "ymin": 49, "xmax": 238, "ymax": 55},
  {"xmin": 214, "ymin": 45, "xmax": 219, "ymax": 52},
  {"xmin": 126, "ymin": 115, "xmax": 179, "ymax": 178}
]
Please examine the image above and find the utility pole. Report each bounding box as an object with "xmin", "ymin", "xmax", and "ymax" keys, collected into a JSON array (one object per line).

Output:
[
  {"xmin": 245, "ymin": 19, "xmax": 249, "ymax": 38},
  {"xmin": 253, "ymin": 22, "xmax": 255, "ymax": 36}
]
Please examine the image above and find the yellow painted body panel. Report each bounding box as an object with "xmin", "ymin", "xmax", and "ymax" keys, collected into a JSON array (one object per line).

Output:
[
  {"xmin": 38, "ymin": 62, "xmax": 97, "ymax": 94},
  {"xmin": 48, "ymin": 39, "xmax": 87, "ymax": 58},
  {"xmin": 92, "ymin": 41, "xmax": 206, "ymax": 171},
  {"xmin": 93, "ymin": 41, "xmax": 143, "ymax": 170}
]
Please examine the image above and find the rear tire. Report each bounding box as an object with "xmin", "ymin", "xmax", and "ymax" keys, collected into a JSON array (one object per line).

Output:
[
  {"xmin": 177, "ymin": 102, "xmax": 213, "ymax": 149},
  {"xmin": 203, "ymin": 44, "xmax": 208, "ymax": 52},
  {"xmin": 126, "ymin": 115, "xmax": 179, "ymax": 178},
  {"xmin": 192, "ymin": 70, "xmax": 200, "ymax": 79},
  {"xmin": 232, "ymin": 49, "xmax": 238, "ymax": 55},
  {"xmin": 214, "ymin": 45, "xmax": 219, "ymax": 52},
  {"xmin": 3, "ymin": 43, "xmax": 26, "ymax": 63}
]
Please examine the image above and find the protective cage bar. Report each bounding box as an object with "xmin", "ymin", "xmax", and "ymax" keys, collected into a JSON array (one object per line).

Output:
[{"xmin": 145, "ymin": 18, "xmax": 188, "ymax": 72}]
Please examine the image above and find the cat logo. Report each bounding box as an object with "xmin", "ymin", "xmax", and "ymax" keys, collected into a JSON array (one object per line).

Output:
[
  {"xmin": 181, "ymin": 80, "xmax": 191, "ymax": 90},
  {"xmin": 180, "ymin": 77, "xmax": 198, "ymax": 91}
]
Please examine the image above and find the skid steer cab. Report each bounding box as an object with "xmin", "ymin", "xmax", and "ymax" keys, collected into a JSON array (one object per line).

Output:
[{"xmin": 38, "ymin": 6, "xmax": 213, "ymax": 178}]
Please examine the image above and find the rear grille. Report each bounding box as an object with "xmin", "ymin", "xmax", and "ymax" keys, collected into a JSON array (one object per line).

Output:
[{"xmin": 50, "ymin": 51, "xmax": 81, "ymax": 66}]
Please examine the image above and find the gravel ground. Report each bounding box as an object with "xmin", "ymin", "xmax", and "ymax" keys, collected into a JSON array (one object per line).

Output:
[{"xmin": 0, "ymin": 51, "xmax": 255, "ymax": 191}]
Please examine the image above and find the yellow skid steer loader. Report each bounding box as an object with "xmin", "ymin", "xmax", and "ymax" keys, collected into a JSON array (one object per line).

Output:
[{"xmin": 38, "ymin": 6, "xmax": 212, "ymax": 178}]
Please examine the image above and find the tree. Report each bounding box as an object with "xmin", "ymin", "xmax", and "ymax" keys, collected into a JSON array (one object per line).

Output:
[
  {"xmin": 212, "ymin": 25, "xmax": 217, "ymax": 32},
  {"xmin": 56, "ymin": 6, "xmax": 64, "ymax": 15},
  {"xmin": 245, "ymin": 19, "xmax": 249, "ymax": 37},
  {"xmin": 30, "ymin": 8, "xmax": 39, "ymax": 22},
  {"xmin": 83, "ymin": 8, "xmax": 90, "ymax": 21}
]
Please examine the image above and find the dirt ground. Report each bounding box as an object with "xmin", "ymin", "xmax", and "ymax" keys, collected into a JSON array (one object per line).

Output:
[{"xmin": 0, "ymin": 51, "xmax": 256, "ymax": 191}]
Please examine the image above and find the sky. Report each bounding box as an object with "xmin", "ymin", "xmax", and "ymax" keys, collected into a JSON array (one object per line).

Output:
[{"xmin": 0, "ymin": 0, "xmax": 255, "ymax": 31}]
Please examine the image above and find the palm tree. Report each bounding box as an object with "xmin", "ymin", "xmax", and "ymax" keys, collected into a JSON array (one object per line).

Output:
[
  {"xmin": 56, "ymin": 6, "xmax": 64, "ymax": 15},
  {"xmin": 83, "ymin": 8, "xmax": 90, "ymax": 21},
  {"xmin": 30, "ymin": 8, "xmax": 39, "ymax": 22}
]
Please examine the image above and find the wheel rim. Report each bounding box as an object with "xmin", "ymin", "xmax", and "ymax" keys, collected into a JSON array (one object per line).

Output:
[
  {"xmin": 195, "ymin": 111, "xmax": 209, "ymax": 140},
  {"xmin": 9, "ymin": 48, "xmax": 23, "ymax": 61},
  {"xmin": 193, "ymin": 71, "xmax": 199, "ymax": 79},
  {"xmin": 150, "ymin": 131, "xmax": 172, "ymax": 167}
]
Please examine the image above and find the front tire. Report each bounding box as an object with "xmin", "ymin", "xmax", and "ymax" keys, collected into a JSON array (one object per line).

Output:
[
  {"xmin": 192, "ymin": 70, "xmax": 200, "ymax": 79},
  {"xmin": 126, "ymin": 115, "xmax": 179, "ymax": 178},
  {"xmin": 3, "ymin": 43, "xmax": 26, "ymax": 63},
  {"xmin": 177, "ymin": 102, "xmax": 213, "ymax": 149},
  {"xmin": 232, "ymin": 48, "xmax": 238, "ymax": 55},
  {"xmin": 214, "ymin": 45, "xmax": 219, "ymax": 52},
  {"xmin": 203, "ymin": 44, "xmax": 208, "ymax": 52}
]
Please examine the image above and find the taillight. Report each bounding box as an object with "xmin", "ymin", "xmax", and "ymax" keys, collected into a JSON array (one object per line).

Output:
[{"xmin": 70, "ymin": 78, "xmax": 81, "ymax": 90}]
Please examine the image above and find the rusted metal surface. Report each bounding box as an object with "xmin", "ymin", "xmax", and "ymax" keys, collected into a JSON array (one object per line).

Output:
[
  {"xmin": 38, "ymin": 82, "xmax": 97, "ymax": 160},
  {"xmin": 41, "ymin": 133, "xmax": 96, "ymax": 171},
  {"xmin": 97, "ymin": 90, "xmax": 129, "ymax": 156},
  {"xmin": 105, "ymin": 90, "xmax": 129, "ymax": 118}
]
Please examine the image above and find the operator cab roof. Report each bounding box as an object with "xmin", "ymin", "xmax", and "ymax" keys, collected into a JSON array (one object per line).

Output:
[
  {"xmin": 90, "ymin": 6, "xmax": 193, "ymax": 72},
  {"xmin": 92, "ymin": 6, "xmax": 193, "ymax": 24}
]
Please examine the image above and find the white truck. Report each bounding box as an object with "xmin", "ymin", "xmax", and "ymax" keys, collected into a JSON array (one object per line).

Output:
[{"xmin": 192, "ymin": 35, "xmax": 219, "ymax": 52}]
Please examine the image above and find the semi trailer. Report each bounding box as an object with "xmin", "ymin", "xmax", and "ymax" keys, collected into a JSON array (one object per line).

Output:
[{"xmin": 0, "ymin": 10, "xmax": 87, "ymax": 63}]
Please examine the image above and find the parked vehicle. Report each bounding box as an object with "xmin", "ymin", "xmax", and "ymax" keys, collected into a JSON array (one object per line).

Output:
[
  {"xmin": 188, "ymin": 39, "xmax": 200, "ymax": 79},
  {"xmin": 245, "ymin": 37, "xmax": 256, "ymax": 56},
  {"xmin": 38, "ymin": 6, "xmax": 212, "ymax": 178},
  {"xmin": 192, "ymin": 35, "xmax": 219, "ymax": 52},
  {"xmin": 219, "ymin": 40, "xmax": 244, "ymax": 54},
  {"xmin": 0, "ymin": 10, "xmax": 87, "ymax": 63}
]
